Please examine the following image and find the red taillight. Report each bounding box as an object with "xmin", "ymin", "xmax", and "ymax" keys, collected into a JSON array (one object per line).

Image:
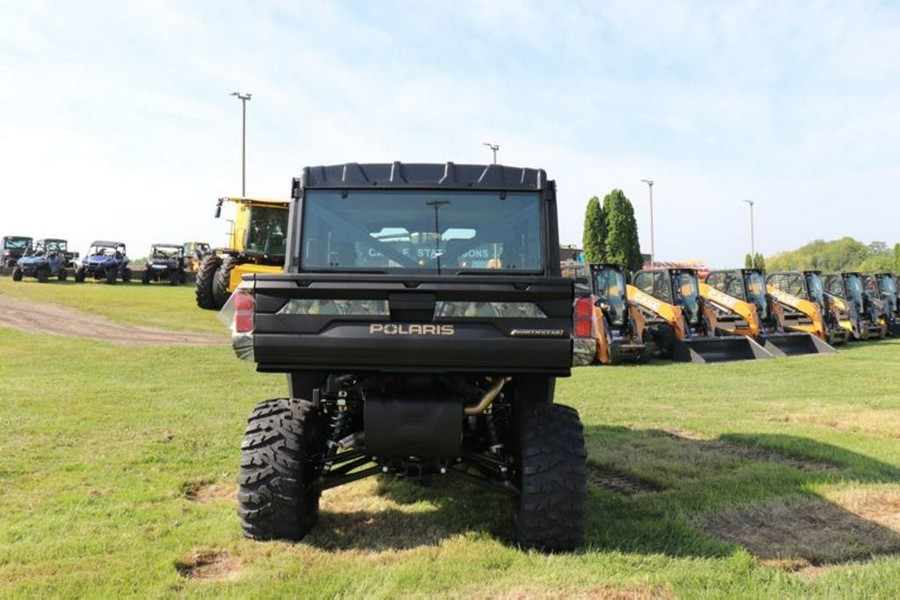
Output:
[
  {"xmin": 574, "ymin": 297, "xmax": 595, "ymax": 338},
  {"xmin": 234, "ymin": 290, "xmax": 255, "ymax": 333}
]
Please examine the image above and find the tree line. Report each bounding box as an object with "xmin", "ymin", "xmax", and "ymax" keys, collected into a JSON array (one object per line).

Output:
[
  {"xmin": 766, "ymin": 238, "xmax": 900, "ymax": 273},
  {"xmin": 581, "ymin": 189, "xmax": 643, "ymax": 272}
]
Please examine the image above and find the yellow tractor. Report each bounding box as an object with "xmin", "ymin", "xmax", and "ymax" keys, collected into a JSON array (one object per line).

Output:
[{"xmin": 195, "ymin": 197, "xmax": 289, "ymax": 310}]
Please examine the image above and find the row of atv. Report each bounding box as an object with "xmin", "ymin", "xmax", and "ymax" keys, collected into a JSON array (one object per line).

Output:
[
  {"xmin": 567, "ymin": 263, "xmax": 900, "ymax": 365},
  {"xmin": 9, "ymin": 239, "xmax": 202, "ymax": 285}
]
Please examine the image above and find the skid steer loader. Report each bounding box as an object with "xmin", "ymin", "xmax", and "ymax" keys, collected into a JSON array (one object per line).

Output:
[
  {"xmin": 561, "ymin": 262, "xmax": 650, "ymax": 364},
  {"xmin": 195, "ymin": 197, "xmax": 289, "ymax": 310},
  {"xmin": 823, "ymin": 272, "xmax": 886, "ymax": 340},
  {"xmin": 869, "ymin": 273, "xmax": 900, "ymax": 336},
  {"xmin": 702, "ymin": 269, "xmax": 835, "ymax": 356},
  {"xmin": 765, "ymin": 270, "xmax": 850, "ymax": 346},
  {"xmin": 588, "ymin": 264, "xmax": 650, "ymax": 364},
  {"xmin": 627, "ymin": 267, "xmax": 773, "ymax": 362}
]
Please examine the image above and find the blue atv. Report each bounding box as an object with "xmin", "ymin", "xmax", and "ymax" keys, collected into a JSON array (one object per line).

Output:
[
  {"xmin": 12, "ymin": 238, "xmax": 70, "ymax": 283},
  {"xmin": 75, "ymin": 240, "xmax": 132, "ymax": 284}
]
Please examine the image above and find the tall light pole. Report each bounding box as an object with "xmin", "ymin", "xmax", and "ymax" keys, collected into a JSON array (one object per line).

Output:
[
  {"xmin": 641, "ymin": 179, "xmax": 655, "ymax": 266},
  {"xmin": 482, "ymin": 142, "xmax": 499, "ymax": 164},
  {"xmin": 230, "ymin": 92, "xmax": 252, "ymax": 197},
  {"xmin": 743, "ymin": 199, "xmax": 756, "ymax": 267}
]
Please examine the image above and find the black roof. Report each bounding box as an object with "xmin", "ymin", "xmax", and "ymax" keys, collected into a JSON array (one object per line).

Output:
[
  {"xmin": 295, "ymin": 162, "xmax": 548, "ymax": 197},
  {"xmin": 90, "ymin": 240, "xmax": 126, "ymax": 247},
  {"xmin": 151, "ymin": 243, "xmax": 182, "ymax": 248}
]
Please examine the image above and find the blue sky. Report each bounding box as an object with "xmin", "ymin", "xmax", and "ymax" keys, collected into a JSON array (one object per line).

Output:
[{"xmin": 3, "ymin": 0, "xmax": 899, "ymax": 266}]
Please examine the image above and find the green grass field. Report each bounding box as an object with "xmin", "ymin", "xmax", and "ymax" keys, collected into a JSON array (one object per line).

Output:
[{"xmin": 1, "ymin": 283, "xmax": 898, "ymax": 597}]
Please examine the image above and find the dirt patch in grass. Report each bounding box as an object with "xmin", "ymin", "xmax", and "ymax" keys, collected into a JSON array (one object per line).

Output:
[
  {"xmin": 175, "ymin": 550, "xmax": 243, "ymax": 581},
  {"xmin": 0, "ymin": 295, "xmax": 226, "ymax": 345},
  {"xmin": 184, "ymin": 481, "xmax": 236, "ymax": 504},
  {"xmin": 648, "ymin": 429, "xmax": 840, "ymax": 473},
  {"xmin": 788, "ymin": 409, "xmax": 900, "ymax": 439},
  {"xmin": 695, "ymin": 494, "xmax": 900, "ymax": 566},
  {"xmin": 587, "ymin": 463, "xmax": 665, "ymax": 496}
]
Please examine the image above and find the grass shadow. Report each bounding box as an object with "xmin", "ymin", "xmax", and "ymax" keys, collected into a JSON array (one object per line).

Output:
[
  {"xmin": 303, "ymin": 477, "xmax": 512, "ymax": 552},
  {"xmin": 298, "ymin": 425, "xmax": 899, "ymax": 561},
  {"xmin": 583, "ymin": 425, "xmax": 900, "ymax": 565}
]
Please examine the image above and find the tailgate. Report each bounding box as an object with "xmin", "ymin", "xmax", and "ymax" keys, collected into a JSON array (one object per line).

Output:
[{"xmin": 247, "ymin": 273, "xmax": 574, "ymax": 374}]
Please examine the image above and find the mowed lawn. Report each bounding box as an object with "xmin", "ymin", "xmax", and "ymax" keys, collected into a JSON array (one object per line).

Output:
[{"xmin": 0, "ymin": 282, "xmax": 899, "ymax": 597}]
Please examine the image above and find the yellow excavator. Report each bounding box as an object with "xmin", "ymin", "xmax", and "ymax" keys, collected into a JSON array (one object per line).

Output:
[
  {"xmin": 702, "ymin": 269, "xmax": 835, "ymax": 356},
  {"xmin": 561, "ymin": 262, "xmax": 649, "ymax": 365},
  {"xmin": 765, "ymin": 270, "xmax": 850, "ymax": 346},
  {"xmin": 627, "ymin": 267, "xmax": 773, "ymax": 362},
  {"xmin": 195, "ymin": 197, "xmax": 289, "ymax": 310},
  {"xmin": 823, "ymin": 272, "xmax": 886, "ymax": 340}
]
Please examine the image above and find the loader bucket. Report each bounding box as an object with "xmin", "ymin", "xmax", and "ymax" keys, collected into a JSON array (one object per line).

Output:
[
  {"xmin": 761, "ymin": 332, "xmax": 836, "ymax": 356},
  {"xmin": 672, "ymin": 336, "xmax": 775, "ymax": 363}
]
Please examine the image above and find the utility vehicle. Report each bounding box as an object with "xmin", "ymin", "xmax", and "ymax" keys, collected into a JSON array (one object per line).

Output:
[
  {"xmin": 142, "ymin": 243, "xmax": 186, "ymax": 285},
  {"xmin": 11, "ymin": 238, "xmax": 69, "ymax": 282},
  {"xmin": 3, "ymin": 235, "xmax": 32, "ymax": 267},
  {"xmin": 75, "ymin": 241, "xmax": 131, "ymax": 284},
  {"xmin": 224, "ymin": 162, "xmax": 586, "ymax": 551}
]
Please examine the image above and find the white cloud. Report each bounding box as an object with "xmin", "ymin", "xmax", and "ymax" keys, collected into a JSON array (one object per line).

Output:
[{"xmin": 2, "ymin": 0, "xmax": 900, "ymax": 268}]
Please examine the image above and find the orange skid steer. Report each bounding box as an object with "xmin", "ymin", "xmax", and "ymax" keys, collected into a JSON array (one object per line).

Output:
[
  {"xmin": 627, "ymin": 267, "xmax": 773, "ymax": 363},
  {"xmin": 702, "ymin": 269, "xmax": 835, "ymax": 356}
]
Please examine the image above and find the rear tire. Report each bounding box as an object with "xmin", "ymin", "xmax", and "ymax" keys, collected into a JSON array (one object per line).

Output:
[
  {"xmin": 11, "ymin": 267, "xmax": 23, "ymax": 282},
  {"xmin": 514, "ymin": 403, "xmax": 587, "ymax": 552},
  {"xmin": 37, "ymin": 269, "xmax": 48, "ymax": 283},
  {"xmin": 106, "ymin": 268, "xmax": 117, "ymax": 284},
  {"xmin": 74, "ymin": 267, "xmax": 86, "ymax": 283},
  {"xmin": 195, "ymin": 255, "xmax": 221, "ymax": 309},
  {"xmin": 213, "ymin": 257, "xmax": 238, "ymax": 308},
  {"xmin": 169, "ymin": 269, "xmax": 180, "ymax": 286},
  {"xmin": 121, "ymin": 267, "xmax": 132, "ymax": 283},
  {"xmin": 58, "ymin": 268, "xmax": 67, "ymax": 281},
  {"xmin": 238, "ymin": 398, "xmax": 325, "ymax": 541},
  {"xmin": 141, "ymin": 270, "xmax": 151, "ymax": 284}
]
